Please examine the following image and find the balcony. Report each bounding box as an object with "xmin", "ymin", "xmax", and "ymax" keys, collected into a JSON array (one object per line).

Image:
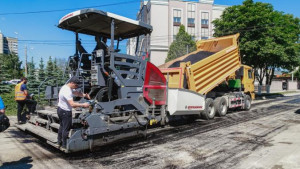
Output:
[
  {"xmin": 188, "ymin": 23, "xmax": 195, "ymax": 27},
  {"xmin": 201, "ymin": 24, "xmax": 208, "ymax": 28},
  {"xmin": 173, "ymin": 22, "xmax": 181, "ymax": 26}
]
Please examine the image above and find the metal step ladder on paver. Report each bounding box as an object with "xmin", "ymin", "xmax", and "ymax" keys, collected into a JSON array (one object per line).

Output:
[
  {"xmin": 16, "ymin": 107, "xmax": 85, "ymax": 145},
  {"xmin": 16, "ymin": 108, "xmax": 61, "ymax": 143},
  {"xmin": 34, "ymin": 109, "xmax": 60, "ymax": 131},
  {"xmin": 16, "ymin": 122, "xmax": 58, "ymax": 143}
]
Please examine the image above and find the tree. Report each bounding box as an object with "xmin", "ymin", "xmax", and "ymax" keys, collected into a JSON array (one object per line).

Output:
[
  {"xmin": 0, "ymin": 53, "xmax": 22, "ymax": 94},
  {"xmin": 38, "ymin": 58, "xmax": 45, "ymax": 82},
  {"xmin": 53, "ymin": 57, "xmax": 61, "ymax": 85},
  {"xmin": 44, "ymin": 56, "xmax": 66, "ymax": 87},
  {"xmin": 166, "ymin": 25, "xmax": 196, "ymax": 62},
  {"xmin": 213, "ymin": 0, "xmax": 300, "ymax": 85},
  {"xmin": 0, "ymin": 55, "xmax": 11, "ymax": 93},
  {"xmin": 46, "ymin": 56, "xmax": 55, "ymax": 85},
  {"xmin": 0, "ymin": 54, "xmax": 11, "ymax": 82},
  {"xmin": 0, "ymin": 53, "xmax": 22, "ymax": 80},
  {"xmin": 27, "ymin": 57, "xmax": 40, "ymax": 94}
]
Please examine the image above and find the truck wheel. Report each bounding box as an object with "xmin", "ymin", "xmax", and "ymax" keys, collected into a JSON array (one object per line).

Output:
[
  {"xmin": 244, "ymin": 95, "xmax": 251, "ymax": 110},
  {"xmin": 214, "ymin": 97, "xmax": 228, "ymax": 117},
  {"xmin": 202, "ymin": 98, "xmax": 216, "ymax": 120}
]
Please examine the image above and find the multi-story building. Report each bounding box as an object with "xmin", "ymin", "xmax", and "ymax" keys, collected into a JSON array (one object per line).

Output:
[
  {"xmin": 0, "ymin": 32, "xmax": 18, "ymax": 55},
  {"xmin": 0, "ymin": 33, "xmax": 5, "ymax": 54},
  {"xmin": 127, "ymin": 0, "xmax": 227, "ymax": 66}
]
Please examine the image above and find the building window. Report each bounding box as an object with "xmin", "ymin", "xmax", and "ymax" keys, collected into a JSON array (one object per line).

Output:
[
  {"xmin": 188, "ymin": 18, "xmax": 195, "ymax": 26},
  {"xmin": 201, "ymin": 28, "xmax": 209, "ymax": 39},
  {"xmin": 173, "ymin": 9, "xmax": 181, "ymax": 40},
  {"xmin": 201, "ymin": 12, "xmax": 209, "ymax": 28},
  {"xmin": 187, "ymin": 3, "xmax": 195, "ymax": 27},
  {"xmin": 173, "ymin": 9, "xmax": 181, "ymax": 26},
  {"xmin": 174, "ymin": 17, "xmax": 181, "ymax": 24},
  {"xmin": 201, "ymin": 19, "xmax": 209, "ymax": 25}
]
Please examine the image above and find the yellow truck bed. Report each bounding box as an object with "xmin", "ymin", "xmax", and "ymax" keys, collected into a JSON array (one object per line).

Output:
[{"xmin": 160, "ymin": 34, "xmax": 241, "ymax": 95}]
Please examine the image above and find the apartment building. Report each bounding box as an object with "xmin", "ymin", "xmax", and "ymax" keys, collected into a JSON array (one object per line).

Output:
[
  {"xmin": 0, "ymin": 32, "xmax": 18, "ymax": 55},
  {"xmin": 127, "ymin": 0, "xmax": 227, "ymax": 66}
]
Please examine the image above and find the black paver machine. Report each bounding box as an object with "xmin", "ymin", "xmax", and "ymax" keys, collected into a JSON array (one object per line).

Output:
[{"xmin": 16, "ymin": 9, "xmax": 168, "ymax": 153}]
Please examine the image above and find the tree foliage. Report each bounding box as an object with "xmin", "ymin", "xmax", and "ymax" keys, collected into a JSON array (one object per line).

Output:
[
  {"xmin": 46, "ymin": 56, "xmax": 54, "ymax": 79},
  {"xmin": 38, "ymin": 58, "xmax": 45, "ymax": 82},
  {"xmin": 0, "ymin": 53, "xmax": 22, "ymax": 81},
  {"xmin": 21, "ymin": 56, "xmax": 67, "ymax": 97},
  {"xmin": 213, "ymin": 0, "xmax": 300, "ymax": 85},
  {"xmin": 166, "ymin": 25, "xmax": 196, "ymax": 62},
  {"xmin": 45, "ymin": 56, "xmax": 66, "ymax": 86},
  {"xmin": 27, "ymin": 57, "xmax": 40, "ymax": 95},
  {"xmin": 45, "ymin": 56, "xmax": 56, "ymax": 86},
  {"xmin": 0, "ymin": 53, "xmax": 22, "ymax": 93}
]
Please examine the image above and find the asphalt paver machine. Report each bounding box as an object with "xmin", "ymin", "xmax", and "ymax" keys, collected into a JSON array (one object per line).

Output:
[{"xmin": 16, "ymin": 9, "xmax": 170, "ymax": 153}]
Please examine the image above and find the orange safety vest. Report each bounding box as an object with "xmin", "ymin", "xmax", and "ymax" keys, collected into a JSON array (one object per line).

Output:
[{"xmin": 15, "ymin": 82, "xmax": 27, "ymax": 101}]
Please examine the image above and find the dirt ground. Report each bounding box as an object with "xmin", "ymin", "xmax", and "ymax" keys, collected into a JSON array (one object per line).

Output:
[{"xmin": 1, "ymin": 94, "xmax": 300, "ymax": 169}]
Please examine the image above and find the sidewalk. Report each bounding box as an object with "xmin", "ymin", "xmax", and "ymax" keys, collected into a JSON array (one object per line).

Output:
[
  {"xmin": 237, "ymin": 122, "xmax": 300, "ymax": 169},
  {"xmin": 254, "ymin": 90, "xmax": 300, "ymax": 102}
]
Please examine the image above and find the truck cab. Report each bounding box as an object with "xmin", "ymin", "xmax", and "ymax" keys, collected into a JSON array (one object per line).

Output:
[{"xmin": 241, "ymin": 65, "xmax": 255, "ymax": 100}]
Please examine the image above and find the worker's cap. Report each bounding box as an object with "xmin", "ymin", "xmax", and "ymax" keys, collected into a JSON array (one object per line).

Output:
[{"xmin": 68, "ymin": 76, "xmax": 81, "ymax": 85}]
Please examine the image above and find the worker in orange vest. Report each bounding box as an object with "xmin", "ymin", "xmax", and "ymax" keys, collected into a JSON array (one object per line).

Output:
[{"xmin": 15, "ymin": 77, "xmax": 37, "ymax": 124}]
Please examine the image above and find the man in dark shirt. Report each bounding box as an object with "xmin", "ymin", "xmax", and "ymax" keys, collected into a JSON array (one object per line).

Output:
[
  {"xmin": 76, "ymin": 40, "xmax": 91, "ymax": 70},
  {"xmin": 15, "ymin": 77, "xmax": 37, "ymax": 124},
  {"xmin": 94, "ymin": 36, "xmax": 108, "ymax": 56}
]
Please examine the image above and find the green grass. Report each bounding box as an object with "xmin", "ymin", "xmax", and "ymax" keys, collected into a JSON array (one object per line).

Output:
[
  {"xmin": 1, "ymin": 85, "xmax": 49, "ymax": 116},
  {"xmin": 1, "ymin": 90, "xmax": 18, "ymax": 116},
  {"xmin": 1, "ymin": 92, "xmax": 48, "ymax": 116}
]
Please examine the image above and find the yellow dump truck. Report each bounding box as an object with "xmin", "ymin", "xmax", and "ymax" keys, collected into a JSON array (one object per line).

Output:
[{"xmin": 159, "ymin": 33, "xmax": 255, "ymax": 119}]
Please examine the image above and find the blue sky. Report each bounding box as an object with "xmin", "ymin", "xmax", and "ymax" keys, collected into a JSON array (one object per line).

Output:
[{"xmin": 0, "ymin": 0, "xmax": 299, "ymax": 67}]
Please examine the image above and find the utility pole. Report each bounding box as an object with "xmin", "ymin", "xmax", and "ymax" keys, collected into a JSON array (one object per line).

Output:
[
  {"xmin": 25, "ymin": 45, "xmax": 28, "ymax": 77},
  {"xmin": 186, "ymin": 45, "xmax": 189, "ymax": 54}
]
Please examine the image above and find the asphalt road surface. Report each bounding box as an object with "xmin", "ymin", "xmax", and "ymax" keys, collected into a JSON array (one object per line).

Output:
[{"xmin": 1, "ymin": 94, "xmax": 300, "ymax": 169}]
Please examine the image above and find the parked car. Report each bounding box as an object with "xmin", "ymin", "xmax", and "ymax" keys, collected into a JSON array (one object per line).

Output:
[{"xmin": 9, "ymin": 79, "xmax": 20, "ymax": 85}]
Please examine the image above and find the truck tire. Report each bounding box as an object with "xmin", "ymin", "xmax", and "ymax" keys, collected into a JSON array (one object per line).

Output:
[
  {"xmin": 244, "ymin": 95, "xmax": 251, "ymax": 110},
  {"xmin": 214, "ymin": 97, "xmax": 228, "ymax": 117},
  {"xmin": 202, "ymin": 98, "xmax": 216, "ymax": 120}
]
